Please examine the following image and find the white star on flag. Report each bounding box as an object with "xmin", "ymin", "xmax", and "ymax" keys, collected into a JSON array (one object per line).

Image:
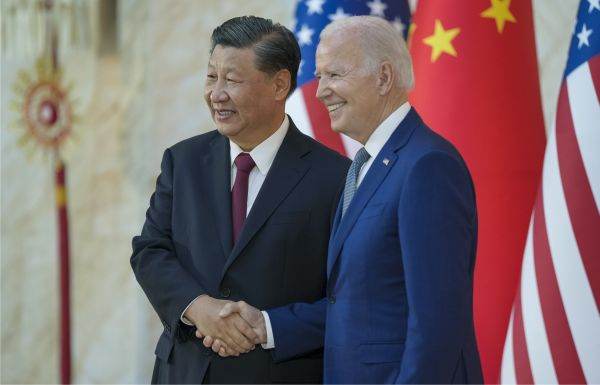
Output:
[
  {"xmin": 577, "ymin": 23, "xmax": 593, "ymax": 48},
  {"xmin": 367, "ymin": 0, "xmax": 387, "ymax": 17},
  {"xmin": 392, "ymin": 17, "xmax": 406, "ymax": 35},
  {"xmin": 297, "ymin": 24, "xmax": 314, "ymax": 46},
  {"xmin": 588, "ymin": 0, "xmax": 600, "ymax": 13},
  {"xmin": 306, "ymin": 0, "xmax": 325, "ymax": 15},
  {"xmin": 298, "ymin": 59, "xmax": 305, "ymax": 76},
  {"xmin": 328, "ymin": 7, "xmax": 350, "ymax": 22}
]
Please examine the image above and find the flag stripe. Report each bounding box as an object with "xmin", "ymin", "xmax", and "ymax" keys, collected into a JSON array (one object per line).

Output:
[
  {"xmin": 556, "ymin": 83, "xmax": 600, "ymax": 310},
  {"xmin": 501, "ymin": 311, "xmax": 517, "ymax": 384},
  {"xmin": 300, "ymin": 80, "xmax": 346, "ymax": 155},
  {"xmin": 588, "ymin": 55, "xmax": 600, "ymax": 95},
  {"xmin": 513, "ymin": 286, "xmax": 534, "ymax": 384},
  {"xmin": 286, "ymin": 89, "xmax": 314, "ymax": 138},
  {"xmin": 567, "ymin": 62, "xmax": 600, "ymax": 208},
  {"xmin": 521, "ymin": 220, "xmax": 558, "ymax": 384},
  {"xmin": 543, "ymin": 121, "xmax": 600, "ymax": 383},
  {"xmin": 533, "ymin": 188, "xmax": 586, "ymax": 384}
]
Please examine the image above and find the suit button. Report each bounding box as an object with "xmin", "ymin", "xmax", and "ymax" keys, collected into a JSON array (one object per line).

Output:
[
  {"xmin": 329, "ymin": 295, "xmax": 336, "ymax": 304},
  {"xmin": 220, "ymin": 287, "xmax": 231, "ymax": 298}
]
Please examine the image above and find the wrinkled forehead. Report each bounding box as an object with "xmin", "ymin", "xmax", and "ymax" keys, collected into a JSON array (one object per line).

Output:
[{"xmin": 316, "ymin": 35, "xmax": 364, "ymax": 69}]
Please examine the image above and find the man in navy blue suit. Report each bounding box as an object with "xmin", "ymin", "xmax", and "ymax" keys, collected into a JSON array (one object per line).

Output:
[
  {"xmin": 210, "ymin": 15, "xmax": 484, "ymax": 384},
  {"xmin": 131, "ymin": 16, "xmax": 349, "ymax": 383}
]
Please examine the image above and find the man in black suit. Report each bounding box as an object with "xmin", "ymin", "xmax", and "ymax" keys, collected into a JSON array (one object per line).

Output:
[{"xmin": 130, "ymin": 16, "xmax": 349, "ymax": 383}]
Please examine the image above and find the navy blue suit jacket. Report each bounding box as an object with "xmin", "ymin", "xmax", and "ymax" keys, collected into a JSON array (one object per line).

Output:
[
  {"xmin": 131, "ymin": 119, "xmax": 349, "ymax": 383},
  {"xmin": 267, "ymin": 109, "xmax": 484, "ymax": 383}
]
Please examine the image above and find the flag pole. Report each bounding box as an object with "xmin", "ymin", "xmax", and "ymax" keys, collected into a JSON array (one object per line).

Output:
[
  {"xmin": 44, "ymin": 0, "xmax": 71, "ymax": 382},
  {"xmin": 55, "ymin": 156, "xmax": 71, "ymax": 385}
]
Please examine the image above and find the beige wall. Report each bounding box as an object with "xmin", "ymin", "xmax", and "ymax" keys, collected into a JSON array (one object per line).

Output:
[
  {"xmin": 0, "ymin": 0, "xmax": 578, "ymax": 382},
  {"xmin": 1, "ymin": 1, "xmax": 294, "ymax": 382}
]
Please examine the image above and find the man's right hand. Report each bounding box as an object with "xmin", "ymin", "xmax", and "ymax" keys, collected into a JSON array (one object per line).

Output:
[
  {"xmin": 202, "ymin": 300, "xmax": 267, "ymax": 357},
  {"xmin": 183, "ymin": 295, "xmax": 258, "ymax": 356}
]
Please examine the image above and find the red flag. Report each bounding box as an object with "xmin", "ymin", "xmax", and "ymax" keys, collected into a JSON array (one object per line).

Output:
[{"xmin": 409, "ymin": 1, "xmax": 546, "ymax": 382}]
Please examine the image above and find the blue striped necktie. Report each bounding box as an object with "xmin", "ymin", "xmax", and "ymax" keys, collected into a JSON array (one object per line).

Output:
[{"xmin": 342, "ymin": 147, "xmax": 371, "ymax": 218}]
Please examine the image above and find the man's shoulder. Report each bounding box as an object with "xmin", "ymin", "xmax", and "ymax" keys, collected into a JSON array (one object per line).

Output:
[
  {"xmin": 168, "ymin": 130, "xmax": 223, "ymax": 155},
  {"xmin": 295, "ymin": 131, "xmax": 351, "ymax": 170},
  {"xmin": 402, "ymin": 123, "xmax": 471, "ymax": 180},
  {"xmin": 407, "ymin": 121, "xmax": 463, "ymax": 162}
]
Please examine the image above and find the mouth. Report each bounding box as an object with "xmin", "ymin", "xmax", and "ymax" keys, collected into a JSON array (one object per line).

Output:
[
  {"xmin": 214, "ymin": 108, "xmax": 236, "ymax": 121},
  {"xmin": 326, "ymin": 102, "xmax": 345, "ymax": 113}
]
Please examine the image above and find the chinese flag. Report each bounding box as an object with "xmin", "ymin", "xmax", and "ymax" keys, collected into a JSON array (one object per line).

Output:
[{"xmin": 409, "ymin": 0, "xmax": 546, "ymax": 383}]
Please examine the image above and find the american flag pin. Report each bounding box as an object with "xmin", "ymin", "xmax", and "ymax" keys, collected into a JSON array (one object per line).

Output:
[{"xmin": 383, "ymin": 158, "xmax": 390, "ymax": 166}]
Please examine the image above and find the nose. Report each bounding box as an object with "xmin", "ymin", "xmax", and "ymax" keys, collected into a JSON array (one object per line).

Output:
[
  {"xmin": 315, "ymin": 77, "xmax": 331, "ymax": 101},
  {"xmin": 210, "ymin": 81, "xmax": 229, "ymax": 103}
]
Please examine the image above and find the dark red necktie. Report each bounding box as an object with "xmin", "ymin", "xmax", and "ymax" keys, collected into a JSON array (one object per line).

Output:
[{"xmin": 231, "ymin": 153, "xmax": 256, "ymax": 244}]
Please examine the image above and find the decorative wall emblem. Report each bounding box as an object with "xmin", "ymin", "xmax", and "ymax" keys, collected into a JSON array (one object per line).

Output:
[{"xmin": 11, "ymin": 56, "xmax": 76, "ymax": 154}]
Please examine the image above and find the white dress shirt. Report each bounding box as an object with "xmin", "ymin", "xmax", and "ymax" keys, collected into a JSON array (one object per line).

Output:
[
  {"xmin": 229, "ymin": 115, "xmax": 289, "ymax": 214},
  {"xmin": 262, "ymin": 102, "xmax": 411, "ymax": 350},
  {"xmin": 357, "ymin": 102, "xmax": 411, "ymax": 186},
  {"xmin": 181, "ymin": 115, "xmax": 289, "ymax": 351}
]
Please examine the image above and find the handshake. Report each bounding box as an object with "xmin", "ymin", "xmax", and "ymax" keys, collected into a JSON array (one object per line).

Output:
[{"xmin": 183, "ymin": 295, "xmax": 266, "ymax": 357}]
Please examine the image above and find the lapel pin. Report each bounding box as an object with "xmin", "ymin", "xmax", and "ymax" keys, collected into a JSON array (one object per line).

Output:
[{"xmin": 383, "ymin": 158, "xmax": 390, "ymax": 166}]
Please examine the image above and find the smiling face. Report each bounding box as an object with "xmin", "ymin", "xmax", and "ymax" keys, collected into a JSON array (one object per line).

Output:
[
  {"xmin": 204, "ymin": 45, "xmax": 284, "ymax": 150},
  {"xmin": 315, "ymin": 35, "xmax": 383, "ymax": 144}
]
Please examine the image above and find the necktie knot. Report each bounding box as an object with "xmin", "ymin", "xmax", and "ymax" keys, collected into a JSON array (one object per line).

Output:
[
  {"xmin": 231, "ymin": 152, "xmax": 255, "ymax": 245},
  {"xmin": 352, "ymin": 147, "xmax": 371, "ymax": 177},
  {"xmin": 235, "ymin": 153, "xmax": 255, "ymax": 173}
]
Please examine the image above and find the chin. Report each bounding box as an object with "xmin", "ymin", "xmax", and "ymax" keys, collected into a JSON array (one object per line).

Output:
[
  {"xmin": 215, "ymin": 124, "xmax": 242, "ymax": 138},
  {"xmin": 330, "ymin": 120, "xmax": 348, "ymax": 135}
]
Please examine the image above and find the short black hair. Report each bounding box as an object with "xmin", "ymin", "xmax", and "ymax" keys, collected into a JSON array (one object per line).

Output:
[{"xmin": 210, "ymin": 16, "xmax": 301, "ymax": 97}]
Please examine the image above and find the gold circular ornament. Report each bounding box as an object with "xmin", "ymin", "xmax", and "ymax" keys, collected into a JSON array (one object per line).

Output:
[
  {"xmin": 23, "ymin": 80, "xmax": 72, "ymax": 148},
  {"xmin": 11, "ymin": 57, "xmax": 76, "ymax": 153}
]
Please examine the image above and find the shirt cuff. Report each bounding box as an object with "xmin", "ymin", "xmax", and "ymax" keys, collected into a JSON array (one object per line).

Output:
[
  {"xmin": 180, "ymin": 295, "xmax": 204, "ymax": 326},
  {"xmin": 261, "ymin": 310, "xmax": 275, "ymax": 349}
]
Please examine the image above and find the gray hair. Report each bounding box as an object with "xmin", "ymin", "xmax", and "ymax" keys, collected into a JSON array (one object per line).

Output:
[{"xmin": 320, "ymin": 16, "xmax": 414, "ymax": 91}]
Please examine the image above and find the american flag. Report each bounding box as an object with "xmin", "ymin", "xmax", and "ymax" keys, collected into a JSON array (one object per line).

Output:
[
  {"xmin": 285, "ymin": 0, "xmax": 411, "ymax": 158},
  {"xmin": 500, "ymin": 1, "xmax": 600, "ymax": 383}
]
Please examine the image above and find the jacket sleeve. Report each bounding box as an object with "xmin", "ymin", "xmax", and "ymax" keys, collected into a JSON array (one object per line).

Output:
[
  {"xmin": 266, "ymin": 297, "xmax": 327, "ymax": 362},
  {"xmin": 395, "ymin": 151, "xmax": 477, "ymax": 383},
  {"xmin": 130, "ymin": 148, "xmax": 207, "ymax": 341}
]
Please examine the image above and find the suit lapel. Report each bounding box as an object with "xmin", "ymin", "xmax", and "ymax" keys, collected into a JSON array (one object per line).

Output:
[
  {"xmin": 327, "ymin": 153, "xmax": 397, "ymax": 276},
  {"xmin": 202, "ymin": 134, "xmax": 233, "ymax": 259},
  {"xmin": 328, "ymin": 193, "xmax": 343, "ymax": 251},
  {"xmin": 327, "ymin": 108, "xmax": 421, "ymax": 277},
  {"xmin": 220, "ymin": 120, "xmax": 311, "ymax": 280}
]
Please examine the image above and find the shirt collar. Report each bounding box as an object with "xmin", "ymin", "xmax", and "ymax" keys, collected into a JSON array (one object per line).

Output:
[
  {"xmin": 363, "ymin": 102, "xmax": 411, "ymax": 160},
  {"xmin": 229, "ymin": 114, "xmax": 289, "ymax": 175}
]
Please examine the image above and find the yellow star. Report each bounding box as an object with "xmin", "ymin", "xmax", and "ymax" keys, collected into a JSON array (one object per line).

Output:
[
  {"xmin": 481, "ymin": 0, "xmax": 516, "ymax": 33},
  {"xmin": 422, "ymin": 19, "xmax": 460, "ymax": 63}
]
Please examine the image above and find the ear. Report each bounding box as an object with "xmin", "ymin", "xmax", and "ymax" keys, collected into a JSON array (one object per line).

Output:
[
  {"xmin": 273, "ymin": 69, "xmax": 292, "ymax": 101},
  {"xmin": 376, "ymin": 61, "xmax": 395, "ymax": 96}
]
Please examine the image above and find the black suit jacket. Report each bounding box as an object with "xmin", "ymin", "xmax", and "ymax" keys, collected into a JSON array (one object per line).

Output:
[{"xmin": 131, "ymin": 119, "xmax": 350, "ymax": 383}]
